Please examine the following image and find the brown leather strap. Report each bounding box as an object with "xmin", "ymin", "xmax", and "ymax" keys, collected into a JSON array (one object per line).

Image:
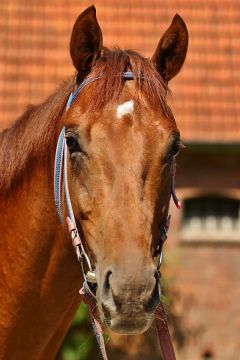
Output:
[{"xmin": 155, "ymin": 301, "xmax": 176, "ymax": 360}]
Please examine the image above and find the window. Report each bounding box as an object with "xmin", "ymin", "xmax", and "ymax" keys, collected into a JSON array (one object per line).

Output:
[{"xmin": 181, "ymin": 196, "xmax": 240, "ymax": 242}]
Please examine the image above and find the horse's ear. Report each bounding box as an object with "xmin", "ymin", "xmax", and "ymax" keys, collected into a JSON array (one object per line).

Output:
[
  {"xmin": 152, "ymin": 14, "xmax": 188, "ymax": 82},
  {"xmin": 70, "ymin": 6, "xmax": 103, "ymax": 82}
]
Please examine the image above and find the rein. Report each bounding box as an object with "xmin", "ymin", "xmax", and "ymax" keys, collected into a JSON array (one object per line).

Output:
[{"xmin": 54, "ymin": 72, "xmax": 179, "ymax": 360}]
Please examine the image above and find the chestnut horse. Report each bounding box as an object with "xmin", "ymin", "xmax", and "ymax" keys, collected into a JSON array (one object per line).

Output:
[{"xmin": 0, "ymin": 6, "xmax": 188, "ymax": 360}]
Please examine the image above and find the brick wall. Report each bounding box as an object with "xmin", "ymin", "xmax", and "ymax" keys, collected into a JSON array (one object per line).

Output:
[{"xmin": 166, "ymin": 146, "xmax": 240, "ymax": 360}]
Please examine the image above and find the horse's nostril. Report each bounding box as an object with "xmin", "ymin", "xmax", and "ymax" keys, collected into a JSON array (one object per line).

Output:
[
  {"xmin": 102, "ymin": 270, "xmax": 121, "ymax": 310},
  {"xmin": 103, "ymin": 270, "xmax": 112, "ymax": 294},
  {"xmin": 144, "ymin": 272, "xmax": 160, "ymax": 313},
  {"xmin": 102, "ymin": 270, "xmax": 119, "ymax": 314},
  {"xmin": 154, "ymin": 270, "xmax": 160, "ymax": 282}
]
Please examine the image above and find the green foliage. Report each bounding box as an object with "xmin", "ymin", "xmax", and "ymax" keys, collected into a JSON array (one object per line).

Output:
[{"xmin": 57, "ymin": 303, "xmax": 96, "ymax": 360}]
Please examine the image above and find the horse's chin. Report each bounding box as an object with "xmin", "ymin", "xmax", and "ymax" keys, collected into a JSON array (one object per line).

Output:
[{"xmin": 101, "ymin": 313, "xmax": 154, "ymax": 335}]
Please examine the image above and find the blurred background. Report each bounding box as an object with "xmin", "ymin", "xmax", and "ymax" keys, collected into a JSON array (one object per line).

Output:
[{"xmin": 0, "ymin": 1, "xmax": 239, "ymax": 359}]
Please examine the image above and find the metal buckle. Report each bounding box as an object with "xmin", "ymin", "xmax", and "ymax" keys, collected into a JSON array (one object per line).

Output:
[
  {"xmin": 86, "ymin": 271, "xmax": 97, "ymax": 283},
  {"xmin": 70, "ymin": 228, "xmax": 79, "ymax": 242}
]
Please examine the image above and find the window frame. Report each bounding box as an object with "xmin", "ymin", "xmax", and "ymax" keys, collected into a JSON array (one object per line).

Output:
[{"xmin": 180, "ymin": 191, "xmax": 240, "ymax": 243}]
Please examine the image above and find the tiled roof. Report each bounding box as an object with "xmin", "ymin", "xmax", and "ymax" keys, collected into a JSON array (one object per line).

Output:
[{"xmin": 0, "ymin": 0, "xmax": 240, "ymax": 142}]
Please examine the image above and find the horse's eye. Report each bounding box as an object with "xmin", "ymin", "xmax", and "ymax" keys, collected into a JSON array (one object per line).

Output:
[{"xmin": 66, "ymin": 136, "xmax": 81, "ymax": 155}]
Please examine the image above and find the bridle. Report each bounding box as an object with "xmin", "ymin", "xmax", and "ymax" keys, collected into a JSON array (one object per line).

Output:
[{"xmin": 54, "ymin": 71, "xmax": 180, "ymax": 360}]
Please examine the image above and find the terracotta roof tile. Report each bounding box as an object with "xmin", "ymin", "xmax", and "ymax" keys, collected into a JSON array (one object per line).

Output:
[{"xmin": 0, "ymin": 0, "xmax": 240, "ymax": 142}]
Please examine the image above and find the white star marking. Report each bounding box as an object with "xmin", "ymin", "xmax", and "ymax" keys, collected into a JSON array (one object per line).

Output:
[{"xmin": 116, "ymin": 100, "xmax": 134, "ymax": 119}]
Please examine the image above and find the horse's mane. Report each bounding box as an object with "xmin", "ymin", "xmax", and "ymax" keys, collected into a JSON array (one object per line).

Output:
[
  {"xmin": 0, "ymin": 48, "xmax": 171, "ymax": 193},
  {"xmin": 0, "ymin": 80, "xmax": 75, "ymax": 192}
]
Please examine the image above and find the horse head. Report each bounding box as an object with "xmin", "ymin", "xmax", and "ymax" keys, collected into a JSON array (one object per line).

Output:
[{"xmin": 61, "ymin": 6, "xmax": 188, "ymax": 335}]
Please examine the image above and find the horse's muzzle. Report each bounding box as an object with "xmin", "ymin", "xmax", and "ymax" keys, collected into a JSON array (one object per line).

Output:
[{"xmin": 98, "ymin": 268, "xmax": 160, "ymax": 334}]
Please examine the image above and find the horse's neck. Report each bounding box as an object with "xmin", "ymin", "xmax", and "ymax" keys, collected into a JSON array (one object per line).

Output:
[{"xmin": 0, "ymin": 160, "xmax": 82, "ymax": 360}]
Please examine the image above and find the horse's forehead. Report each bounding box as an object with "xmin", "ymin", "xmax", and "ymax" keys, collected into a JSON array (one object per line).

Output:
[
  {"xmin": 88, "ymin": 103, "xmax": 163, "ymax": 144},
  {"xmin": 66, "ymin": 82, "xmax": 177, "ymax": 143},
  {"xmin": 96, "ymin": 102, "xmax": 174, "ymax": 140}
]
